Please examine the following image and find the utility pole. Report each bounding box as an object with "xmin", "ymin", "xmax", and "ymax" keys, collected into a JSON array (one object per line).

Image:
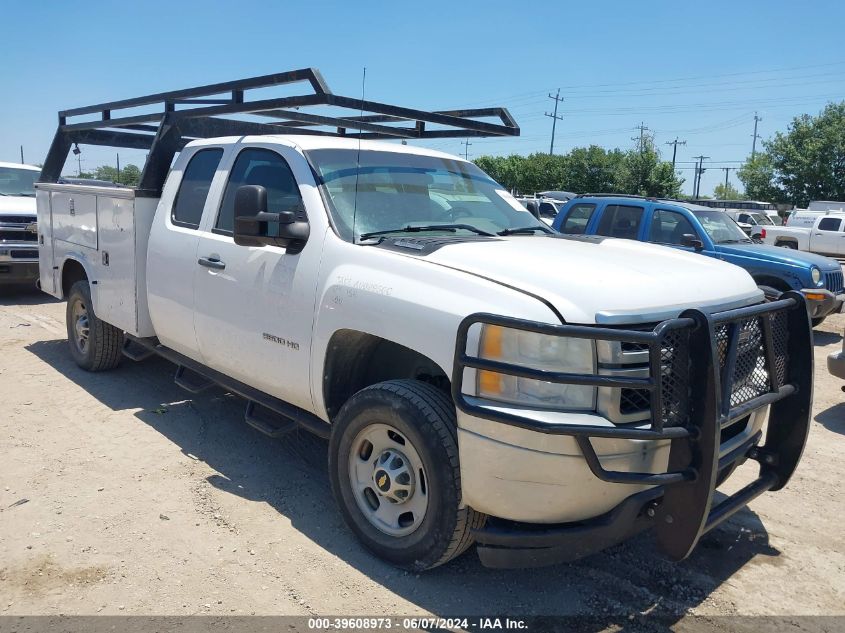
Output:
[
  {"xmin": 751, "ymin": 112, "xmax": 762, "ymax": 159},
  {"xmin": 545, "ymin": 89, "xmax": 564, "ymax": 154},
  {"xmin": 632, "ymin": 122, "xmax": 650, "ymax": 152},
  {"xmin": 116, "ymin": 153, "xmax": 121, "ymax": 184},
  {"xmin": 720, "ymin": 167, "xmax": 737, "ymax": 198},
  {"xmin": 460, "ymin": 139, "xmax": 472, "ymax": 160},
  {"xmin": 692, "ymin": 155, "xmax": 709, "ymax": 198},
  {"xmin": 664, "ymin": 138, "xmax": 686, "ymax": 170},
  {"xmin": 20, "ymin": 145, "xmax": 24, "ymax": 164}
]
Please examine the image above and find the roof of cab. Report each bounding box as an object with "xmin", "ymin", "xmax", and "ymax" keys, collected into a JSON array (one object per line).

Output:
[
  {"xmin": 0, "ymin": 161, "xmax": 40, "ymax": 171},
  {"xmin": 183, "ymin": 135, "xmax": 465, "ymax": 162}
]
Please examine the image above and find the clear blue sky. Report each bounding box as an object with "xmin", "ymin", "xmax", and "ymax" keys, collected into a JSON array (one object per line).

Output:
[{"xmin": 2, "ymin": 0, "xmax": 844, "ymax": 196}]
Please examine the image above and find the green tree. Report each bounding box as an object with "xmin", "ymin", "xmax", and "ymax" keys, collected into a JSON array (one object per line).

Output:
[
  {"xmin": 76, "ymin": 164, "xmax": 142, "ymax": 187},
  {"xmin": 713, "ymin": 182, "xmax": 744, "ymax": 200},
  {"xmin": 737, "ymin": 102, "xmax": 845, "ymax": 206},
  {"xmin": 561, "ymin": 145, "xmax": 624, "ymax": 193},
  {"xmin": 614, "ymin": 135, "xmax": 684, "ymax": 197}
]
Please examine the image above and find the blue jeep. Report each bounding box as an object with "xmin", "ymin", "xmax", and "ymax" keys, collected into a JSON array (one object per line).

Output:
[{"xmin": 552, "ymin": 195, "xmax": 844, "ymax": 325}]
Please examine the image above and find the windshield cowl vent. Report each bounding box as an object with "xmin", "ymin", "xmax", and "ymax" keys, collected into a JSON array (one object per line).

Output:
[{"xmin": 376, "ymin": 235, "xmax": 499, "ymax": 255}]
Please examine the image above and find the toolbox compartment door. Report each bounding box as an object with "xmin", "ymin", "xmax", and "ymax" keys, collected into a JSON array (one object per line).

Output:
[{"xmin": 51, "ymin": 191, "xmax": 98, "ymax": 250}]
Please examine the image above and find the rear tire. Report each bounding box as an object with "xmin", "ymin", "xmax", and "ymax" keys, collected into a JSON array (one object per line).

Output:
[
  {"xmin": 329, "ymin": 379, "xmax": 484, "ymax": 571},
  {"xmin": 66, "ymin": 280, "xmax": 123, "ymax": 371},
  {"xmin": 777, "ymin": 241, "xmax": 798, "ymax": 249}
]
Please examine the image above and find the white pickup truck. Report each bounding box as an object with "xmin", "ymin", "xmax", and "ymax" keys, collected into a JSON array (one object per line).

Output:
[
  {"xmin": 763, "ymin": 212, "xmax": 845, "ymax": 255},
  {"xmin": 35, "ymin": 70, "xmax": 813, "ymax": 570},
  {"xmin": 0, "ymin": 162, "xmax": 41, "ymax": 285}
]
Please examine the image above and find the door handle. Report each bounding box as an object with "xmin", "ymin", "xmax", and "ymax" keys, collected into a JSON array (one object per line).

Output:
[{"xmin": 198, "ymin": 256, "xmax": 226, "ymax": 270}]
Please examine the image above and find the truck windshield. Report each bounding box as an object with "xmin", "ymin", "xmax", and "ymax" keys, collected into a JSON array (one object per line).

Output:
[
  {"xmin": 306, "ymin": 149, "xmax": 545, "ymax": 242},
  {"xmin": 0, "ymin": 167, "xmax": 40, "ymax": 197},
  {"xmin": 693, "ymin": 210, "xmax": 752, "ymax": 244}
]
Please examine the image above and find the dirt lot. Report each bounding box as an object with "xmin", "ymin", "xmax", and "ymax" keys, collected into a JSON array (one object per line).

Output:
[{"xmin": 1, "ymin": 285, "xmax": 843, "ymax": 625}]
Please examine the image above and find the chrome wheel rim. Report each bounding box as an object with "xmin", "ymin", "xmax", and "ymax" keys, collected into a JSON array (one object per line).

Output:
[
  {"xmin": 348, "ymin": 423, "xmax": 428, "ymax": 537},
  {"xmin": 71, "ymin": 298, "xmax": 90, "ymax": 354}
]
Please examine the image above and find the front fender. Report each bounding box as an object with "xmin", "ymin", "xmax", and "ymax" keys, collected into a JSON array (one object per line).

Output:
[{"xmin": 309, "ymin": 238, "xmax": 559, "ymax": 420}]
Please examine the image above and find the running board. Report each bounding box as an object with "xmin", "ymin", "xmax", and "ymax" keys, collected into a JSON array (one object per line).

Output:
[
  {"xmin": 244, "ymin": 401, "xmax": 298, "ymax": 438},
  {"xmin": 174, "ymin": 365, "xmax": 214, "ymax": 393},
  {"xmin": 124, "ymin": 335, "xmax": 330, "ymax": 440},
  {"xmin": 122, "ymin": 339, "xmax": 156, "ymax": 362}
]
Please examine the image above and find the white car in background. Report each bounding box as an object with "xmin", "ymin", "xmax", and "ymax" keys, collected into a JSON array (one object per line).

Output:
[{"xmin": 0, "ymin": 162, "xmax": 41, "ymax": 286}]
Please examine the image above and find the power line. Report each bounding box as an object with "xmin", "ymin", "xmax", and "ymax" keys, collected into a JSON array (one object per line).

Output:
[
  {"xmin": 460, "ymin": 139, "xmax": 472, "ymax": 160},
  {"xmin": 545, "ymin": 89, "xmax": 564, "ymax": 154},
  {"xmin": 692, "ymin": 155, "xmax": 710, "ymax": 198},
  {"xmin": 719, "ymin": 167, "xmax": 738, "ymax": 197},
  {"xmin": 751, "ymin": 112, "xmax": 763, "ymax": 159},
  {"xmin": 632, "ymin": 122, "xmax": 650, "ymax": 152},
  {"xmin": 664, "ymin": 137, "xmax": 687, "ymax": 169}
]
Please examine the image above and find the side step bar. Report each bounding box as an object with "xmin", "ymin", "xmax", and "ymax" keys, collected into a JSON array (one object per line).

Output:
[
  {"xmin": 244, "ymin": 401, "xmax": 298, "ymax": 438},
  {"xmin": 174, "ymin": 365, "xmax": 214, "ymax": 393},
  {"xmin": 124, "ymin": 335, "xmax": 330, "ymax": 440},
  {"xmin": 122, "ymin": 339, "xmax": 156, "ymax": 362}
]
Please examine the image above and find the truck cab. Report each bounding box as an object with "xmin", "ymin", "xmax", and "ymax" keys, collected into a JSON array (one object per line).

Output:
[
  {"xmin": 0, "ymin": 162, "xmax": 41, "ymax": 286},
  {"xmin": 34, "ymin": 69, "xmax": 814, "ymax": 571},
  {"xmin": 553, "ymin": 195, "xmax": 844, "ymax": 325}
]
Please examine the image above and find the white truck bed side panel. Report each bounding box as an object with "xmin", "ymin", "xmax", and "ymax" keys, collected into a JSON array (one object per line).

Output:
[
  {"xmin": 35, "ymin": 189, "xmax": 57, "ymax": 296},
  {"xmin": 96, "ymin": 194, "xmax": 138, "ymax": 333}
]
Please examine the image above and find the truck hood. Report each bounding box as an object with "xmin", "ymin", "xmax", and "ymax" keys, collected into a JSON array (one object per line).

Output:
[
  {"xmin": 0, "ymin": 196, "xmax": 36, "ymax": 215},
  {"xmin": 715, "ymin": 242, "xmax": 841, "ymax": 271},
  {"xmin": 414, "ymin": 236, "xmax": 763, "ymax": 324}
]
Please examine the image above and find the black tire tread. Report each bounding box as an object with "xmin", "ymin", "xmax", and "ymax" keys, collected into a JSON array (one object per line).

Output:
[
  {"xmin": 339, "ymin": 379, "xmax": 485, "ymax": 569},
  {"xmin": 67, "ymin": 281, "xmax": 123, "ymax": 372}
]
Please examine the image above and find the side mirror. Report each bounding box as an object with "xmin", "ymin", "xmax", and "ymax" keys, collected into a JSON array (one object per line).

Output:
[
  {"xmin": 680, "ymin": 233, "xmax": 704, "ymax": 251},
  {"xmin": 233, "ymin": 185, "xmax": 310, "ymax": 251}
]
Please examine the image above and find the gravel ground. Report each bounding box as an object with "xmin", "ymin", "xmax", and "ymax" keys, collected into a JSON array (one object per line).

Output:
[{"xmin": 0, "ymin": 285, "xmax": 843, "ymax": 626}]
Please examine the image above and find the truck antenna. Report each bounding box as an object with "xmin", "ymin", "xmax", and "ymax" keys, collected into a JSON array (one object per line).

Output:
[{"xmin": 352, "ymin": 67, "xmax": 366, "ymax": 244}]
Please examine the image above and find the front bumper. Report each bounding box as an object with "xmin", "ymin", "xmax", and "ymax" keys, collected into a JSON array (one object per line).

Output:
[
  {"xmin": 0, "ymin": 259, "xmax": 39, "ymax": 284},
  {"xmin": 828, "ymin": 343, "xmax": 845, "ymax": 380},
  {"xmin": 802, "ymin": 288, "xmax": 844, "ymax": 319},
  {"xmin": 452, "ymin": 293, "xmax": 813, "ymax": 566}
]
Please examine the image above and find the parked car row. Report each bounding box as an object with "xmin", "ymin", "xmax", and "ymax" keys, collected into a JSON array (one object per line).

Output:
[{"xmin": 552, "ymin": 194, "xmax": 844, "ymax": 326}]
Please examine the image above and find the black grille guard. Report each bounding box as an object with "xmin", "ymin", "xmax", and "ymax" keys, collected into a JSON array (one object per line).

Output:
[{"xmin": 451, "ymin": 292, "xmax": 813, "ymax": 560}]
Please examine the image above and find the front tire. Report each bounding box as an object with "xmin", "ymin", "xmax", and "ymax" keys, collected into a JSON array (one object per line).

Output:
[
  {"xmin": 66, "ymin": 280, "xmax": 124, "ymax": 371},
  {"xmin": 329, "ymin": 379, "xmax": 484, "ymax": 570}
]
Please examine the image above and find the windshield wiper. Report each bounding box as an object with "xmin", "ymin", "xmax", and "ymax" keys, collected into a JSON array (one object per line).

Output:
[
  {"xmin": 497, "ymin": 226, "xmax": 553, "ymax": 236},
  {"xmin": 718, "ymin": 239, "xmax": 753, "ymax": 244},
  {"xmin": 359, "ymin": 223, "xmax": 495, "ymax": 240}
]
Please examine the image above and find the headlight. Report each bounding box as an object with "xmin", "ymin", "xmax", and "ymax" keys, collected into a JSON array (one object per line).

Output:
[
  {"xmin": 476, "ymin": 325, "xmax": 596, "ymax": 410},
  {"xmin": 811, "ymin": 266, "xmax": 822, "ymax": 286}
]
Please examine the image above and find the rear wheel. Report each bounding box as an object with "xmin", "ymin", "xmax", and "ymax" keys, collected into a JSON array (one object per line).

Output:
[
  {"xmin": 66, "ymin": 280, "xmax": 123, "ymax": 371},
  {"xmin": 777, "ymin": 241, "xmax": 798, "ymax": 249},
  {"xmin": 329, "ymin": 379, "xmax": 484, "ymax": 570}
]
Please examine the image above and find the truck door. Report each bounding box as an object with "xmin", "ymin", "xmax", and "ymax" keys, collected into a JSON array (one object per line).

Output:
[
  {"xmin": 813, "ymin": 216, "xmax": 844, "ymax": 255},
  {"xmin": 192, "ymin": 145, "xmax": 319, "ymax": 412},
  {"xmin": 146, "ymin": 147, "xmax": 225, "ymax": 360}
]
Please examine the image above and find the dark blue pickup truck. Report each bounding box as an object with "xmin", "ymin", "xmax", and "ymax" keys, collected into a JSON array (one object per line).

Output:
[{"xmin": 552, "ymin": 195, "xmax": 845, "ymax": 325}]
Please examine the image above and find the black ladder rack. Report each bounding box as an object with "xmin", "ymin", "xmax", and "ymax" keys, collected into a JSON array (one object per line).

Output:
[{"xmin": 39, "ymin": 67, "xmax": 519, "ymax": 196}]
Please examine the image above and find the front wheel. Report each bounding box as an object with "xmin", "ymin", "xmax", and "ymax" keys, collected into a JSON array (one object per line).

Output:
[
  {"xmin": 66, "ymin": 280, "xmax": 124, "ymax": 371},
  {"xmin": 329, "ymin": 379, "xmax": 484, "ymax": 570}
]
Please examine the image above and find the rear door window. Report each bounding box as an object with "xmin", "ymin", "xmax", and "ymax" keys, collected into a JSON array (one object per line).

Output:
[
  {"xmin": 649, "ymin": 209, "xmax": 698, "ymax": 245},
  {"xmin": 595, "ymin": 204, "xmax": 644, "ymax": 239},
  {"xmin": 560, "ymin": 203, "xmax": 596, "ymax": 234},
  {"xmin": 818, "ymin": 217, "xmax": 843, "ymax": 231},
  {"xmin": 172, "ymin": 148, "xmax": 223, "ymax": 229}
]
